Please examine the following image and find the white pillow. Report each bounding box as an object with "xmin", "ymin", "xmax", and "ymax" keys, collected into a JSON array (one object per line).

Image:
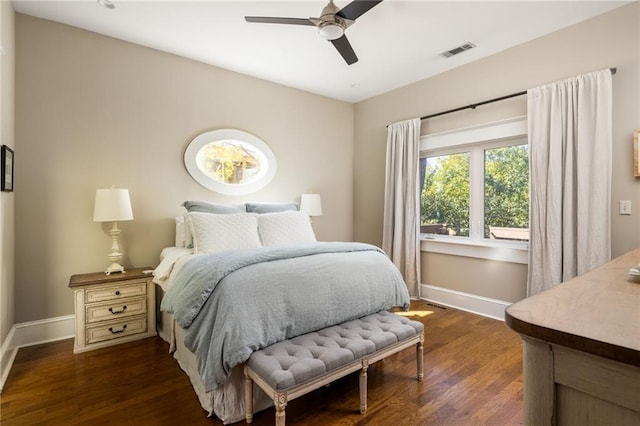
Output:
[
  {"xmin": 175, "ymin": 216, "xmax": 185, "ymax": 247},
  {"xmin": 174, "ymin": 215, "xmax": 195, "ymax": 248},
  {"xmin": 187, "ymin": 212, "xmax": 262, "ymax": 254},
  {"xmin": 258, "ymin": 211, "xmax": 317, "ymax": 246}
]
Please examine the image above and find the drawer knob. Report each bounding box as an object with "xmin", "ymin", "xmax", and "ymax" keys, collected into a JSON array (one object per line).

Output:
[
  {"xmin": 114, "ymin": 290, "xmax": 121, "ymax": 296},
  {"xmin": 108, "ymin": 305, "xmax": 127, "ymax": 315},
  {"xmin": 108, "ymin": 325, "xmax": 127, "ymax": 334}
]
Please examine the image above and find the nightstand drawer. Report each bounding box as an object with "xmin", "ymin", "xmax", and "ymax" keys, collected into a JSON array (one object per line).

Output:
[
  {"xmin": 85, "ymin": 297, "xmax": 147, "ymax": 324},
  {"xmin": 85, "ymin": 281, "xmax": 147, "ymax": 303},
  {"xmin": 85, "ymin": 316, "xmax": 147, "ymax": 345}
]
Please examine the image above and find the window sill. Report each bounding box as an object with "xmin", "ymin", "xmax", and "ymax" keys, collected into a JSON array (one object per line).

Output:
[{"xmin": 420, "ymin": 236, "xmax": 528, "ymax": 264}]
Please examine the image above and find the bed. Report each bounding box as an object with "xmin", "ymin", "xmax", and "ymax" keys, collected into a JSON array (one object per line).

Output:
[{"xmin": 153, "ymin": 202, "xmax": 411, "ymax": 424}]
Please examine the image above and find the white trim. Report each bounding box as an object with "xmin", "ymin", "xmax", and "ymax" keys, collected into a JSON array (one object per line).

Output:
[
  {"xmin": 420, "ymin": 283, "xmax": 511, "ymax": 321},
  {"xmin": 0, "ymin": 315, "xmax": 75, "ymax": 392},
  {"xmin": 420, "ymin": 115, "xmax": 527, "ymax": 151},
  {"xmin": 13, "ymin": 314, "xmax": 75, "ymax": 348},
  {"xmin": 421, "ymin": 238, "xmax": 528, "ymax": 264},
  {"xmin": 0, "ymin": 327, "xmax": 18, "ymax": 393}
]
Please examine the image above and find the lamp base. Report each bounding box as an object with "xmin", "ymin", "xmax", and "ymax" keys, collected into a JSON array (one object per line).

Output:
[
  {"xmin": 105, "ymin": 262, "xmax": 126, "ymax": 275},
  {"xmin": 103, "ymin": 221, "xmax": 126, "ymax": 275}
]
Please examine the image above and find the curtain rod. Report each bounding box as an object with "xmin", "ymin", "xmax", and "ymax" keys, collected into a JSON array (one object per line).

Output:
[{"xmin": 388, "ymin": 67, "xmax": 617, "ymax": 126}]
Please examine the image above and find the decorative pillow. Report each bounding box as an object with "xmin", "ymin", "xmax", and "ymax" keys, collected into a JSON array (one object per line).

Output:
[
  {"xmin": 245, "ymin": 202, "xmax": 298, "ymax": 214},
  {"xmin": 258, "ymin": 211, "xmax": 317, "ymax": 246},
  {"xmin": 182, "ymin": 200, "xmax": 246, "ymax": 214},
  {"xmin": 187, "ymin": 212, "xmax": 261, "ymax": 254}
]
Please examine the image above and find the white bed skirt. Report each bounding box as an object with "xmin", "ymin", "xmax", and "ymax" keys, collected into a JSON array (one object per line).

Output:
[{"xmin": 157, "ymin": 289, "xmax": 273, "ymax": 424}]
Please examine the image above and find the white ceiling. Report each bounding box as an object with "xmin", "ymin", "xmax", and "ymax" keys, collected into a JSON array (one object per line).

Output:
[{"xmin": 12, "ymin": 0, "xmax": 630, "ymax": 103}]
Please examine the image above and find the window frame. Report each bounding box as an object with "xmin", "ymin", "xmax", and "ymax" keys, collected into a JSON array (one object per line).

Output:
[{"xmin": 419, "ymin": 116, "xmax": 528, "ymax": 264}]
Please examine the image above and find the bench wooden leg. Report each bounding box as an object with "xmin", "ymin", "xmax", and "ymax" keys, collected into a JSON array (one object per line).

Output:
[
  {"xmin": 359, "ymin": 359, "xmax": 369, "ymax": 414},
  {"xmin": 417, "ymin": 334, "xmax": 424, "ymax": 381},
  {"xmin": 244, "ymin": 366, "xmax": 254, "ymax": 423},
  {"xmin": 275, "ymin": 392, "xmax": 287, "ymax": 426}
]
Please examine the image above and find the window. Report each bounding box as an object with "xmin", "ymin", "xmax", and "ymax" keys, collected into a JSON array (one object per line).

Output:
[
  {"xmin": 421, "ymin": 152, "xmax": 470, "ymax": 237},
  {"xmin": 195, "ymin": 140, "xmax": 266, "ymax": 186},
  {"xmin": 420, "ymin": 117, "xmax": 529, "ymax": 254},
  {"xmin": 184, "ymin": 129, "xmax": 277, "ymax": 195},
  {"xmin": 483, "ymin": 144, "xmax": 529, "ymax": 241}
]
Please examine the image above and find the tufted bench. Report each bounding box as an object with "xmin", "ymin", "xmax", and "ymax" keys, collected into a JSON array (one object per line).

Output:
[{"xmin": 243, "ymin": 310, "xmax": 424, "ymax": 425}]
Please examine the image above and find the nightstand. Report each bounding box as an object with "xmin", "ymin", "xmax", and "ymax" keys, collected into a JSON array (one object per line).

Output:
[{"xmin": 68, "ymin": 267, "xmax": 157, "ymax": 353}]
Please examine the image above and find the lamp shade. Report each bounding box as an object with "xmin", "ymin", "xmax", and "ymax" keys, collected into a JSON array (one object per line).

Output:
[
  {"xmin": 300, "ymin": 193, "xmax": 323, "ymax": 217},
  {"xmin": 93, "ymin": 188, "xmax": 133, "ymax": 222}
]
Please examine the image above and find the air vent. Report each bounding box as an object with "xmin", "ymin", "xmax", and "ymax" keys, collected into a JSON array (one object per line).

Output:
[
  {"xmin": 440, "ymin": 42, "xmax": 476, "ymax": 58},
  {"xmin": 426, "ymin": 302, "xmax": 447, "ymax": 310}
]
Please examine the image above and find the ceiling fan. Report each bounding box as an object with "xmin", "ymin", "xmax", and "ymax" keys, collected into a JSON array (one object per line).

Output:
[{"xmin": 245, "ymin": 0, "xmax": 383, "ymax": 65}]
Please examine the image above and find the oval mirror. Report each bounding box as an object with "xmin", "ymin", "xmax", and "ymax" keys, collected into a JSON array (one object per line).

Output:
[{"xmin": 184, "ymin": 129, "xmax": 277, "ymax": 195}]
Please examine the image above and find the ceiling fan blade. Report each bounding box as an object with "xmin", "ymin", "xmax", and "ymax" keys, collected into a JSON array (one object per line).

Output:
[
  {"xmin": 331, "ymin": 35, "xmax": 358, "ymax": 65},
  {"xmin": 244, "ymin": 16, "xmax": 315, "ymax": 26},
  {"xmin": 336, "ymin": 0, "xmax": 383, "ymax": 21}
]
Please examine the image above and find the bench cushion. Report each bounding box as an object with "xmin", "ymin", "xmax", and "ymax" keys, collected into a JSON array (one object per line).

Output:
[{"xmin": 247, "ymin": 311, "xmax": 424, "ymax": 391}]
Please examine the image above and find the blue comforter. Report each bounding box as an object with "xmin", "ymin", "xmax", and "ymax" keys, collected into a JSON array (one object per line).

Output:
[{"xmin": 161, "ymin": 242, "xmax": 410, "ymax": 391}]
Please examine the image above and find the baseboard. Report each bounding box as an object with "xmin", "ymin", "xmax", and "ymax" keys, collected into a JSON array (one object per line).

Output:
[
  {"xmin": 420, "ymin": 283, "xmax": 511, "ymax": 321},
  {"xmin": 0, "ymin": 326, "xmax": 18, "ymax": 393},
  {"xmin": 12, "ymin": 314, "xmax": 75, "ymax": 348},
  {"xmin": 0, "ymin": 314, "xmax": 75, "ymax": 392}
]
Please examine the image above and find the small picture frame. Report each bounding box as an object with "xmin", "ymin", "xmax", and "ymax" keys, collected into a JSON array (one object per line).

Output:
[
  {"xmin": 1, "ymin": 145, "xmax": 14, "ymax": 192},
  {"xmin": 635, "ymin": 129, "xmax": 640, "ymax": 177}
]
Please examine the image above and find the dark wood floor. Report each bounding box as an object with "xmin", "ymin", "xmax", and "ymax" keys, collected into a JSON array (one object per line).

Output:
[{"xmin": 0, "ymin": 301, "xmax": 523, "ymax": 425}]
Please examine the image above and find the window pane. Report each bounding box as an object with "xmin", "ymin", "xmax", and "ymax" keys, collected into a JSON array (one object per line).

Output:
[
  {"xmin": 420, "ymin": 152, "xmax": 470, "ymax": 237},
  {"xmin": 195, "ymin": 140, "xmax": 268, "ymax": 185},
  {"xmin": 484, "ymin": 144, "xmax": 529, "ymax": 241}
]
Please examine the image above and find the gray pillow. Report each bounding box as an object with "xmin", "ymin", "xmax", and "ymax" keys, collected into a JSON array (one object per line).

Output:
[
  {"xmin": 245, "ymin": 202, "xmax": 298, "ymax": 214},
  {"xmin": 182, "ymin": 200, "xmax": 245, "ymax": 214}
]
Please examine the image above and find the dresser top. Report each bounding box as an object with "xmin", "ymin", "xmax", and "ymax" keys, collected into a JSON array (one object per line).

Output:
[
  {"xmin": 69, "ymin": 267, "xmax": 153, "ymax": 288},
  {"xmin": 506, "ymin": 249, "xmax": 640, "ymax": 367}
]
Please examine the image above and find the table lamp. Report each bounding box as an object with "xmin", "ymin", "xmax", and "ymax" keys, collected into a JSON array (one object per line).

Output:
[
  {"xmin": 300, "ymin": 193, "xmax": 323, "ymax": 223},
  {"xmin": 93, "ymin": 187, "xmax": 133, "ymax": 275}
]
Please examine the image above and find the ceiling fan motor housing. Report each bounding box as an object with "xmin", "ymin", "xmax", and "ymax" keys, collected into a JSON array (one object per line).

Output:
[
  {"xmin": 320, "ymin": 0, "xmax": 341, "ymax": 20},
  {"xmin": 315, "ymin": 0, "xmax": 347, "ymax": 40}
]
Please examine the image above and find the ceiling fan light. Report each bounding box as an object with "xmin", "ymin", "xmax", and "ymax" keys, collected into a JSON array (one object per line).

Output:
[
  {"xmin": 318, "ymin": 23, "xmax": 343, "ymax": 40},
  {"xmin": 97, "ymin": 0, "xmax": 115, "ymax": 9}
]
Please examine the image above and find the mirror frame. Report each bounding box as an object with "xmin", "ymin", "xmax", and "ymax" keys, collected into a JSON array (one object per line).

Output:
[{"xmin": 184, "ymin": 129, "xmax": 277, "ymax": 195}]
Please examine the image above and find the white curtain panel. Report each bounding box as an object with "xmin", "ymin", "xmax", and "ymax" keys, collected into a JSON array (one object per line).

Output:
[
  {"xmin": 527, "ymin": 69, "xmax": 612, "ymax": 297},
  {"xmin": 383, "ymin": 118, "xmax": 422, "ymax": 298}
]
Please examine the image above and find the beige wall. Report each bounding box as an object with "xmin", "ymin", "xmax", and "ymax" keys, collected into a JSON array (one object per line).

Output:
[
  {"xmin": 15, "ymin": 14, "xmax": 354, "ymax": 323},
  {"xmin": 423, "ymin": 253, "xmax": 527, "ymax": 302},
  {"xmin": 0, "ymin": 1, "xmax": 15, "ymax": 344},
  {"xmin": 354, "ymin": 3, "xmax": 640, "ymax": 303}
]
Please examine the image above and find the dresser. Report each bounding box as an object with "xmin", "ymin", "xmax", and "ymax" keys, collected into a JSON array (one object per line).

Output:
[
  {"xmin": 506, "ymin": 249, "xmax": 640, "ymax": 425},
  {"xmin": 69, "ymin": 267, "xmax": 157, "ymax": 353}
]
